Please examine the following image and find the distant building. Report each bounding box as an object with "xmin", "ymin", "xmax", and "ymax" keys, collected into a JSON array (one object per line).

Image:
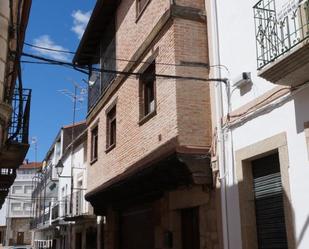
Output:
[
  {"xmin": 5, "ymin": 162, "xmax": 42, "ymax": 246},
  {"xmin": 31, "ymin": 122, "xmax": 89, "ymax": 249},
  {"xmin": 55, "ymin": 127, "xmax": 96, "ymax": 249}
]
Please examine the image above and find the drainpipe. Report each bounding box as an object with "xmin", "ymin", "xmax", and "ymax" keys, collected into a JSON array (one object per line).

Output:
[{"xmin": 204, "ymin": 1, "xmax": 230, "ymax": 249}]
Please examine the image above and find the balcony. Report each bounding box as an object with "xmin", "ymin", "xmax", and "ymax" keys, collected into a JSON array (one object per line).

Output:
[
  {"xmin": 88, "ymin": 39, "xmax": 116, "ymax": 111},
  {"xmin": 0, "ymin": 88, "xmax": 31, "ymax": 168},
  {"xmin": 254, "ymin": 0, "xmax": 309, "ymax": 86}
]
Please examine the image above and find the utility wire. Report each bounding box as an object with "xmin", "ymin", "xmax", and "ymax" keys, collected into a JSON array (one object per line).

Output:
[
  {"xmin": 24, "ymin": 42, "xmax": 210, "ymax": 69},
  {"xmin": 21, "ymin": 52, "xmax": 228, "ymax": 84}
]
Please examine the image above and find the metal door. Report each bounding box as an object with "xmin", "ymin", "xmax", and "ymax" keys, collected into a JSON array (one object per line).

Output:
[{"xmin": 252, "ymin": 153, "xmax": 288, "ymax": 249}]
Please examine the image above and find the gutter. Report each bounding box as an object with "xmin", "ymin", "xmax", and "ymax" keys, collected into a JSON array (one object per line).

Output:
[{"xmin": 205, "ymin": 0, "xmax": 230, "ymax": 249}]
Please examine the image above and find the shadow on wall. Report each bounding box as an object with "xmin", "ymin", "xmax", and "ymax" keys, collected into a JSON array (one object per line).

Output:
[{"xmin": 293, "ymin": 86, "xmax": 309, "ymax": 134}]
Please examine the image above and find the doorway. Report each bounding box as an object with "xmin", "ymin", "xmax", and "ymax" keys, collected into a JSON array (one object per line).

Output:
[
  {"xmin": 181, "ymin": 207, "xmax": 200, "ymax": 249},
  {"xmin": 120, "ymin": 204, "xmax": 154, "ymax": 249},
  {"xmin": 17, "ymin": 232, "xmax": 24, "ymax": 245}
]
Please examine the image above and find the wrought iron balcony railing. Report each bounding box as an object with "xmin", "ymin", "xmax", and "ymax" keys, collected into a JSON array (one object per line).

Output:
[
  {"xmin": 7, "ymin": 88, "xmax": 31, "ymax": 144},
  {"xmin": 254, "ymin": 0, "xmax": 309, "ymax": 69}
]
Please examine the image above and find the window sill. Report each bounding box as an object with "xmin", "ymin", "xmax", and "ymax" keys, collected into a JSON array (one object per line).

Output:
[
  {"xmin": 139, "ymin": 110, "xmax": 156, "ymax": 126},
  {"xmin": 105, "ymin": 143, "xmax": 116, "ymax": 154},
  {"xmin": 90, "ymin": 158, "xmax": 98, "ymax": 165}
]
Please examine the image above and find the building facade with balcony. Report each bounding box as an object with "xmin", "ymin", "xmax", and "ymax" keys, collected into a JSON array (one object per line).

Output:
[
  {"xmin": 54, "ymin": 124, "xmax": 97, "ymax": 249},
  {"xmin": 0, "ymin": 0, "xmax": 32, "ymax": 208},
  {"xmin": 74, "ymin": 0, "xmax": 220, "ymax": 249},
  {"xmin": 205, "ymin": 0, "xmax": 309, "ymax": 249},
  {"xmin": 5, "ymin": 162, "xmax": 42, "ymax": 246},
  {"xmin": 31, "ymin": 122, "xmax": 86, "ymax": 249}
]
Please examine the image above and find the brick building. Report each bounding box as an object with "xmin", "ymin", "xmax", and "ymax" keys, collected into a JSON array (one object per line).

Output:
[{"xmin": 74, "ymin": 0, "xmax": 219, "ymax": 248}]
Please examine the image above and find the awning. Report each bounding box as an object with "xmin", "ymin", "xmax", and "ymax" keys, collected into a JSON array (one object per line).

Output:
[{"xmin": 85, "ymin": 144, "xmax": 212, "ymax": 215}]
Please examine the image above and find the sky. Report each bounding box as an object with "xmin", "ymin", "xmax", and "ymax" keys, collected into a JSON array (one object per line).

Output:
[{"xmin": 22, "ymin": 0, "xmax": 96, "ymax": 162}]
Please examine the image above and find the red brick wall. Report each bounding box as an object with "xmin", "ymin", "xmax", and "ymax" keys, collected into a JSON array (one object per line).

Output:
[{"xmin": 87, "ymin": 0, "xmax": 211, "ymax": 193}]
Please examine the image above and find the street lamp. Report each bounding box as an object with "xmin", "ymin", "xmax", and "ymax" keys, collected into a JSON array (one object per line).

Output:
[{"xmin": 55, "ymin": 160, "xmax": 64, "ymax": 177}]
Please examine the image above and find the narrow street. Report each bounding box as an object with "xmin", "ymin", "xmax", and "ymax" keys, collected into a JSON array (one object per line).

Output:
[{"xmin": 0, "ymin": 0, "xmax": 309, "ymax": 249}]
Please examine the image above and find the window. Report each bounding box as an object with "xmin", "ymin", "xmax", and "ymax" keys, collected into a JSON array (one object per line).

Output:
[
  {"xmin": 11, "ymin": 203, "xmax": 22, "ymax": 211},
  {"xmin": 136, "ymin": 0, "xmax": 151, "ymax": 18},
  {"xmin": 12, "ymin": 186, "xmax": 23, "ymax": 194},
  {"xmin": 139, "ymin": 61, "xmax": 156, "ymax": 123},
  {"xmin": 24, "ymin": 185, "xmax": 33, "ymax": 194},
  {"xmin": 91, "ymin": 125, "xmax": 98, "ymax": 163},
  {"xmin": 24, "ymin": 203, "xmax": 31, "ymax": 211},
  {"xmin": 106, "ymin": 105, "xmax": 117, "ymax": 151}
]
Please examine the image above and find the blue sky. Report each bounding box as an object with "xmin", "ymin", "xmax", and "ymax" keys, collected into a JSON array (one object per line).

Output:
[{"xmin": 22, "ymin": 0, "xmax": 96, "ymax": 162}]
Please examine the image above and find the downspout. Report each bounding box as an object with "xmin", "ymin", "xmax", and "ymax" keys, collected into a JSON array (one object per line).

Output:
[{"xmin": 205, "ymin": 1, "xmax": 230, "ymax": 249}]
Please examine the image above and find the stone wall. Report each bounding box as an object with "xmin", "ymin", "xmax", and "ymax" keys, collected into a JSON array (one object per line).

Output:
[
  {"xmin": 103, "ymin": 186, "xmax": 220, "ymax": 249},
  {"xmin": 9, "ymin": 218, "xmax": 32, "ymax": 245}
]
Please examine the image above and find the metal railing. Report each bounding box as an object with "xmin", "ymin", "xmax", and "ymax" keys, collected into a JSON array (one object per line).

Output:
[
  {"xmin": 88, "ymin": 39, "xmax": 116, "ymax": 111},
  {"xmin": 57, "ymin": 190, "xmax": 87, "ymax": 218},
  {"xmin": 7, "ymin": 88, "xmax": 31, "ymax": 144},
  {"xmin": 254, "ymin": 0, "xmax": 309, "ymax": 69},
  {"xmin": 72, "ymin": 190, "xmax": 86, "ymax": 216}
]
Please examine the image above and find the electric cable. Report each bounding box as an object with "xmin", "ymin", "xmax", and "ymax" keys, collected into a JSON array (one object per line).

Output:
[
  {"xmin": 21, "ymin": 52, "xmax": 228, "ymax": 84},
  {"xmin": 24, "ymin": 41, "xmax": 210, "ymax": 69}
]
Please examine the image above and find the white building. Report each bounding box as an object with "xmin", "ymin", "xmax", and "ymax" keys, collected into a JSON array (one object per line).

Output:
[
  {"xmin": 206, "ymin": 0, "xmax": 309, "ymax": 249},
  {"xmin": 56, "ymin": 126, "xmax": 96, "ymax": 249},
  {"xmin": 5, "ymin": 162, "xmax": 41, "ymax": 246},
  {"xmin": 31, "ymin": 121, "xmax": 96, "ymax": 249},
  {"xmin": 32, "ymin": 122, "xmax": 86, "ymax": 249}
]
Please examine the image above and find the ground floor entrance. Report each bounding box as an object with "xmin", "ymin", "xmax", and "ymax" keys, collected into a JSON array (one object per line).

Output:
[{"xmin": 120, "ymin": 204, "xmax": 154, "ymax": 249}]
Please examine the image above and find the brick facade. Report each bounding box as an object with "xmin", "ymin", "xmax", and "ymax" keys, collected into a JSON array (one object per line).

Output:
[
  {"xmin": 77, "ymin": 0, "xmax": 219, "ymax": 248},
  {"xmin": 87, "ymin": 0, "xmax": 211, "ymax": 193}
]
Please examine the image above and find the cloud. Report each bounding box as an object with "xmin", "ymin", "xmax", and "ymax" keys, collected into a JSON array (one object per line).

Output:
[
  {"xmin": 71, "ymin": 10, "xmax": 91, "ymax": 39},
  {"xmin": 32, "ymin": 35, "xmax": 70, "ymax": 61}
]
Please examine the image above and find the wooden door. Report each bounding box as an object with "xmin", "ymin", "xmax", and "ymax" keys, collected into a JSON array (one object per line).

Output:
[
  {"xmin": 181, "ymin": 207, "xmax": 200, "ymax": 249},
  {"xmin": 120, "ymin": 205, "xmax": 154, "ymax": 249},
  {"xmin": 17, "ymin": 232, "xmax": 24, "ymax": 245},
  {"xmin": 75, "ymin": 232, "xmax": 82, "ymax": 249}
]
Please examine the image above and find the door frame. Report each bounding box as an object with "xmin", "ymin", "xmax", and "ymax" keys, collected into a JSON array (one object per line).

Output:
[{"xmin": 235, "ymin": 132, "xmax": 295, "ymax": 249}]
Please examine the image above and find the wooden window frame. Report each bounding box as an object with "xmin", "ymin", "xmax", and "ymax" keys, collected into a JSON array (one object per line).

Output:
[
  {"xmin": 90, "ymin": 125, "xmax": 99, "ymax": 164},
  {"xmin": 136, "ymin": 0, "xmax": 152, "ymax": 22},
  {"xmin": 139, "ymin": 61, "xmax": 157, "ymax": 125},
  {"xmin": 106, "ymin": 102, "xmax": 117, "ymax": 153}
]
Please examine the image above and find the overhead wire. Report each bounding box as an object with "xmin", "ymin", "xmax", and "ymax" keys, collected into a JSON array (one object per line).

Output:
[
  {"xmin": 24, "ymin": 41, "xmax": 210, "ymax": 69},
  {"xmin": 21, "ymin": 52, "xmax": 228, "ymax": 84}
]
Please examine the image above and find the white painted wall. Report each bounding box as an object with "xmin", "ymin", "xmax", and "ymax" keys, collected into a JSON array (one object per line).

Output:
[
  {"xmin": 206, "ymin": 0, "xmax": 309, "ymax": 248},
  {"xmin": 0, "ymin": 202, "xmax": 7, "ymax": 226},
  {"xmin": 58, "ymin": 141, "xmax": 88, "ymax": 218}
]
